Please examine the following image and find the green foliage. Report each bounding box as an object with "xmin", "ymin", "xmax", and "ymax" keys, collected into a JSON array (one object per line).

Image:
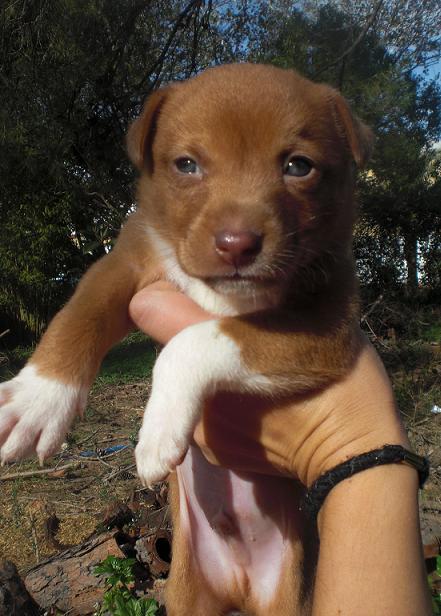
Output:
[
  {"xmin": 429, "ymin": 555, "xmax": 441, "ymax": 613},
  {"xmin": 95, "ymin": 555, "xmax": 136, "ymax": 589},
  {"xmin": 94, "ymin": 555, "xmax": 159, "ymax": 616},
  {"xmin": 95, "ymin": 331, "xmax": 157, "ymax": 386}
]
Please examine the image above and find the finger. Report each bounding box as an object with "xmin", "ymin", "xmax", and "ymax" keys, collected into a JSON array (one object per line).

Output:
[{"xmin": 129, "ymin": 287, "xmax": 213, "ymax": 344}]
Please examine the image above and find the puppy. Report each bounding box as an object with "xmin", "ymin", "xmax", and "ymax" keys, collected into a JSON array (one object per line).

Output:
[{"xmin": 0, "ymin": 64, "xmax": 371, "ymax": 614}]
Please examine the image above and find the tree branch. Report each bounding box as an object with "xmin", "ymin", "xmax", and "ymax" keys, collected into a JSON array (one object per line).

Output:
[
  {"xmin": 135, "ymin": 0, "xmax": 202, "ymax": 94},
  {"xmin": 314, "ymin": 0, "xmax": 385, "ymax": 79},
  {"xmin": 0, "ymin": 462, "xmax": 80, "ymax": 481}
]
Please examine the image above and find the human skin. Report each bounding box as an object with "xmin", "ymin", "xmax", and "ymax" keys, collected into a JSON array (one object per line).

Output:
[{"xmin": 129, "ymin": 282, "xmax": 432, "ymax": 616}]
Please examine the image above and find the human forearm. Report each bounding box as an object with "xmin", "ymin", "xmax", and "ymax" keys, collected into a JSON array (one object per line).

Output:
[{"xmin": 312, "ymin": 464, "xmax": 431, "ymax": 616}]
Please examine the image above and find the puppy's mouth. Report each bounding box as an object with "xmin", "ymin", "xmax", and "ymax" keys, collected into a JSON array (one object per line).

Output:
[{"xmin": 204, "ymin": 272, "xmax": 280, "ymax": 295}]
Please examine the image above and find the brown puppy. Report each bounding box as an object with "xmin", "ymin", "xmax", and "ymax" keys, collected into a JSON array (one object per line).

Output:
[{"xmin": 0, "ymin": 64, "xmax": 372, "ymax": 614}]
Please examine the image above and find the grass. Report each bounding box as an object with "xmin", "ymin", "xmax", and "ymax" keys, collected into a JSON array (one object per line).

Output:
[
  {"xmin": 0, "ymin": 330, "xmax": 158, "ymax": 385},
  {"xmin": 362, "ymin": 301, "xmax": 441, "ymax": 424},
  {"xmin": 0, "ymin": 344, "xmax": 33, "ymax": 380},
  {"xmin": 95, "ymin": 331, "xmax": 157, "ymax": 387},
  {"xmin": 425, "ymin": 323, "xmax": 441, "ymax": 343}
]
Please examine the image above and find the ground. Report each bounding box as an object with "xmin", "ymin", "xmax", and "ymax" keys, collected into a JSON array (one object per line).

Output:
[{"xmin": 0, "ymin": 302, "xmax": 440, "ymax": 609}]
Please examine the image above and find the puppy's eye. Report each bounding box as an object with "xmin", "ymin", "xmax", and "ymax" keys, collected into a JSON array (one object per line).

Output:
[
  {"xmin": 174, "ymin": 157, "xmax": 200, "ymax": 174},
  {"xmin": 283, "ymin": 156, "xmax": 312, "ymax": 177}
]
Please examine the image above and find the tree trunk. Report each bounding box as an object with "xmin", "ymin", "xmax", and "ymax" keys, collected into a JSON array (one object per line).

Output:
[{"xmin": 403, "ymin": 234, "xmax": 418, "ymax": 294}]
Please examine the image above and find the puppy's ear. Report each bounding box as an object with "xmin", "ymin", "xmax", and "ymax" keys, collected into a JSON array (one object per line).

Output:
[
  {"xmin": 326, "ymin": 88, "xmax": 374, "ymax": 168},
  {"xmin": 127, "ymin": 86, "xmax": 172, "ymax": 172}
]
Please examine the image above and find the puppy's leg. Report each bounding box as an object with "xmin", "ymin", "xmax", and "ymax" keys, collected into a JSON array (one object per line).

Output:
[
  {"xmin": 135, "ymin": 303, "xmax": 360, "ymax": 486},
  {"xmin": 136, "ymin": 320, "xmax": 255, "ymax": 484},
  {"xmin": 166, "ymin": 555, "xmax": 225, "ymax": 616},
  {"xmin": 165, "ymin": 475, "xmax": 226, "ymax": 616},
  {"xmin": 0, "ymin": 216, "xmax": 154, "ymax": 464}
]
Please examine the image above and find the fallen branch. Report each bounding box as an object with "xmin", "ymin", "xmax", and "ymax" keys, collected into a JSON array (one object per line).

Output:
[
  {"xmin": 75, "ymin": 428, "xmax": 100, "ymax": 447},
  {"xmin": 363, "ymin": 317, "xmax": 389, "ymax": 348},
  {"xmin": 0, "ymin": 462, "xmax": 80, "ymax": 482},
  {"xmin": 360, "ymin": 294, "xmax": 384, "ymax": 323},
  {"xmin": 103, "ymin": 463, "xmax": 137, "ymax": 483}
]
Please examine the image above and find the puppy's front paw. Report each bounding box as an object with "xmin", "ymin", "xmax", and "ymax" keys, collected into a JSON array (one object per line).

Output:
[
  {"xmin": 0, "ymin": 365, "xmax": 87, "ymax": 465},
  {"xmin": 134, "ymin": 319, "xmax": 241, "ymax": 487},
  {"xmin": 135, "ymin": 390, "xmax": 191, "ymax": 486}
]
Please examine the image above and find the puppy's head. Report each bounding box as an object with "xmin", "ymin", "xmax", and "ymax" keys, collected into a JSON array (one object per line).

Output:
[{"xmin": 128, "ymin": 64, "xmax": 372, "ymax": 301}]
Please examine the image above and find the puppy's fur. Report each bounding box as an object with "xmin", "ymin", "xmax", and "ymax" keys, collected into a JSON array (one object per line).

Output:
[{"xmin": 0, "ymin": 64, "xmax": 372, "ymax": 614}]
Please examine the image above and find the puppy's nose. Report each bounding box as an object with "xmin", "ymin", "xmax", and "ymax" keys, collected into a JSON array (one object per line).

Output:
[{"xmin": 214, "ymin": 230, "xmax": 263, "ymax": 268}]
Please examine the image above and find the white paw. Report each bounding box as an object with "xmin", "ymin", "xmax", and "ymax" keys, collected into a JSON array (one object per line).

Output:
[
  {"xmin": 135, "ymin": 387, "xmax": 193, "ymax": 486},
  {"xmin": 0, "ymin": 365, "xmax": 87, "ymax": 465},
  {"xmin": 134, "ymin": 319, "xmax": 265, "ymax": 487}
]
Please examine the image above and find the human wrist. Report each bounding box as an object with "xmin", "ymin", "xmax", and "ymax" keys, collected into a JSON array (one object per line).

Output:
[
  {"xmin": 306, "ymin": 428, "xmax": 410, "ymax": 487},
  {"xmin": 312, "ymin": 464, "xmax": 431, "ymax": 616},
  {"xmin": 303, "ymin": 444, "xmax": 428, "ymax": 517},
  {"xmin": 292, "ymin": 401, "xmax": 410, "ymax": 487},
  {"xmin": 317, "ymin": 462, "xmax": 420, "ymax": 529}
]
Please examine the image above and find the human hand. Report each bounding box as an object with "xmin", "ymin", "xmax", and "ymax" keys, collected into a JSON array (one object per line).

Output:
[{"xmin": 129, "ymin": 283, "xmax": 409, "ymax": 486}]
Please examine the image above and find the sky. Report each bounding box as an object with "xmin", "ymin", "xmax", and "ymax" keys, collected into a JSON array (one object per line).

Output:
[{"xmin": 414, "ymin": 60, "xmax": 441, "ymax": 148}]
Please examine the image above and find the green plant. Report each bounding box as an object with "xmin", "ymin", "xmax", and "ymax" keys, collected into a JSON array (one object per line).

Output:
[
  {"xmin": 429, "ymin": 555, "xmax": 441, "ymax": 614},
  {"xmin": 94, "ymin": 555, "xmax": 159, "ymax": 616}
]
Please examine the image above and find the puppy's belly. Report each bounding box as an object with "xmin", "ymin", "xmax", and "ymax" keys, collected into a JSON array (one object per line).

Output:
[{"xmin": 176, "ymin": 446, "xmax": 303, "ymax": 606}]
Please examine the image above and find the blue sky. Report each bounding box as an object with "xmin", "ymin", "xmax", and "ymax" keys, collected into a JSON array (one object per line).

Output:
[{"xmin": 415, "ymin": 60, "xmax": 441, "ymax": 147}]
